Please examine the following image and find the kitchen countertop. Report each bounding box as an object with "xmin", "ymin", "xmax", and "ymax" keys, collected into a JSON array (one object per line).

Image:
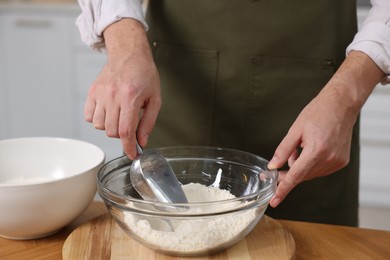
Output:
[{"xmin": 1, "ymin": 201, "xmax": 389, "ymax": 259}]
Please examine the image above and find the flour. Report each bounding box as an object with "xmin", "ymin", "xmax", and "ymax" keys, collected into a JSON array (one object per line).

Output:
[{"xmin": 124, "ymin": 182, "xmax": 257, "ymax": 253}]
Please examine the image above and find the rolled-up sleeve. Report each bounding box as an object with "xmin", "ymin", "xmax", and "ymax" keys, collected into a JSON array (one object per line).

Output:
[
  {"xmin": 76, "ymin": 0, "xmax": 148, "ymax": 52},
  {"xmin": 347, "ymin": 0, "xmax": 390, "ymax": 77}
]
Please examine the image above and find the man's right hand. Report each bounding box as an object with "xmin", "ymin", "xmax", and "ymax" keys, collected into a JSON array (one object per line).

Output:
[{"xmin": 84, "ymin": 19, "xmax": 161, "ymax": 159}]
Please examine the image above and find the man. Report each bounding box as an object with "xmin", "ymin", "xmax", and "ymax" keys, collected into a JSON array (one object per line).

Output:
[{"xmin": 76, "ymin": 0, "xmax": 389, "ymax": 226}]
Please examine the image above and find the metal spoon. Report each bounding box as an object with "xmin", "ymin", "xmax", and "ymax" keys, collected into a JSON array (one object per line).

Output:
[{"xmin": 130, "ymin": 142, "xmax": 188, "ymax": 203}]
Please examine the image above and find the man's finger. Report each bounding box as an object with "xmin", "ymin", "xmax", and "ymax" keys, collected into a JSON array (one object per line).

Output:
[
  {"xmin": 92, "ymin": 103, "xmax": 106, "ymax": 130},
  {"xmin": 84, "ymin": 97, "xmax": 96, "ymax": 122},
  {"xmin": 118, "ymin": 104, "xmax": 140, "ymax": 159},
  {"xmin": 270, "ymin": 149, "xmax": 314, "ymax": 207},
  {"xmin": 268, "ymin": 129, "xmax": 301, "ymax": 170},
  {"xmin": 105, "ymin": 105, "xmax": 120, "ymax": 138},
  {"xmin": 137, "ymin": 96, "xmax": 161, "ymax": 147}
]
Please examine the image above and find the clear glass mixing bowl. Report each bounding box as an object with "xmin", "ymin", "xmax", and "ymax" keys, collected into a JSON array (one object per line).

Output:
[{"xmin": 97, "ymin": 146, "xmax": 277, "ymax": 256}]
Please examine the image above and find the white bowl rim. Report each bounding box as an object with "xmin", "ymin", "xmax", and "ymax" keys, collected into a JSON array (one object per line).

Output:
[{"xmin": 0, "ymin": 136, "xmax": 105, "ymax": 188}]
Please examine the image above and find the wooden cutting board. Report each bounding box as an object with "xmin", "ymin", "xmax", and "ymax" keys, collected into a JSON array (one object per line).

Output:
[{"xmin": 63, "ymin": 214, "xmax": 295, "ymax": 260}]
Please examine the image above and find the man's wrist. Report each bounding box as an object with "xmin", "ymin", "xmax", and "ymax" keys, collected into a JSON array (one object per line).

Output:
[
  {"xmin": 323, "ymin": 51, "xmax": 384, "ymax": 114},
  {"xmin": 103, "ymin": 18, "xmax": 150, "ymax": 61}
]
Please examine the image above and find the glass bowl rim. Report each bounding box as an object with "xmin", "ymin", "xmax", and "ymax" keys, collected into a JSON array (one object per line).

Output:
[{"xmin": 97, "ymin": 146, "xmax": 278, "ymax": 208}]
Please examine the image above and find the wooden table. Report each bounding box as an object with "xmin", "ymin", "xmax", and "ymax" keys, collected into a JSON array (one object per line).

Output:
[{"xmin": 1, "ymin": 201, "xmax": 389, "ymax": 260}]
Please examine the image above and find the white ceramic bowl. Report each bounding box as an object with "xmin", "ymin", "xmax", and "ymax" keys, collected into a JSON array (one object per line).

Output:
[{"xmin": 0, "ymin": 137, "xmax": 105, "ymax": 239}]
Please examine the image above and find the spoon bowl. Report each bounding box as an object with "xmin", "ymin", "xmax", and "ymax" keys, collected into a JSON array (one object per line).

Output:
[{"xmin": 130, "ymin": 143, "xmax": 188, "ymax": 203}]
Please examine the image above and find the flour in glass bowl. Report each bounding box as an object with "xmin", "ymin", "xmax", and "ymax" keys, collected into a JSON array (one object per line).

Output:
[{"xmin": 123, "ymin": 183, "xmax": 258, "ymax": 253}]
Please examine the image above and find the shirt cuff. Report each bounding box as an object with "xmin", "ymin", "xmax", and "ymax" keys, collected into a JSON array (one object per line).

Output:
[
  {"xmin": 76, "ymin": 0, "xmax": 148, "ymax": 52},
  {"xmin": 347, "ymin": 22, "xmax": 390, "ymax": 80}
]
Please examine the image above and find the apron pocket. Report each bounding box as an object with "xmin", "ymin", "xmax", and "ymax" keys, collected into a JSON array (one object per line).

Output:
[
  {"xmin": 245, "ymin": 56, "xmax": 335, "ymax": 154},
  {"xmin": 150, "ymin": 42, "xmax": 218, "ymax": 146}
]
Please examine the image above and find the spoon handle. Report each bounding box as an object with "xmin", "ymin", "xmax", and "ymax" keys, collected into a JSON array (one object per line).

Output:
[
  {"xmin": 135, "ymin": 141, "xmax": 143, "ymax": 155},
  {"xmin": 135, "ymin": 140, "xmax": 143, "ymax": 155}
]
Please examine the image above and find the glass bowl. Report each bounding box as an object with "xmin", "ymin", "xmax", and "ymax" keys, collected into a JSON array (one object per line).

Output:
[{"xmin": 97, "ymin": 146, "xmax": 277, "ymax": 256}]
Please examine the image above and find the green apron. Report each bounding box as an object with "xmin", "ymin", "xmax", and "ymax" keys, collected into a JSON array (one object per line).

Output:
[{"xmin": 146, "ymin": 0, "xmax": 359, "ymax": 226}]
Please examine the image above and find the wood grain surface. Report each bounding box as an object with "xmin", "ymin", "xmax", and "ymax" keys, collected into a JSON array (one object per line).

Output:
[
  {"xmin": 62, "ymin": 214, "xmax": 295, "ymax": 260},
  {"xmin": 2, "ymin": 201, "xmax": 390, "ymax": 260},
  {"xmin": 281, "ymin": 219, "xmax": 390, "ymax": 259}
]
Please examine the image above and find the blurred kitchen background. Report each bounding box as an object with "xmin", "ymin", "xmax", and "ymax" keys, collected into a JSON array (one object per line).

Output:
[{"xmin": 0, "ymin": 0, "xmax": 389, "ymax": 230}]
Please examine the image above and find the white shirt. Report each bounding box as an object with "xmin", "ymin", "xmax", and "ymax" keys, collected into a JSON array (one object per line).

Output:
[{"xmin": 76, "ymin": 0, "xmax": 390, "ymax": 77}]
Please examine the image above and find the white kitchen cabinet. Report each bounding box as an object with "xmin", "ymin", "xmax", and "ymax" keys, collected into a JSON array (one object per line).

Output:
[
  {"xmin": 0, "ymin": 5, "xmax": 77, "ymax": 139},
  {"xmin": 0, "ymin": 11, "xmax": 73, "ymax": 138},
  {"xmin": 0, "ymin": 4, "xmax": 122, "ymax": 161}
]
